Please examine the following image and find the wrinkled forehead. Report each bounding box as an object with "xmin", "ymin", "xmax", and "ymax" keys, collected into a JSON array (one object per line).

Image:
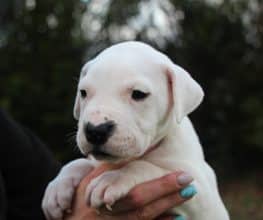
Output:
[{"xmin": 79, "ymin": 51, "xmax": 165, "ymax": 89}]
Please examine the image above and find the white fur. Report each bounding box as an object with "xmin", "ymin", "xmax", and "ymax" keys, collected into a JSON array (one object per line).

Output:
[{"xmin": 42, "ymin": 41, "xmax": 229, "ymax": 220}]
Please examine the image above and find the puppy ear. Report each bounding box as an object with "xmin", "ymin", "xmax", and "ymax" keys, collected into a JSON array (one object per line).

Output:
[
  {"xmin": 73, "ymin": 61, "xmax": 94, "ymax": 120},
  {"xmin": 167, "ymin": 64, "xmax": 204, "ymax": 123}
]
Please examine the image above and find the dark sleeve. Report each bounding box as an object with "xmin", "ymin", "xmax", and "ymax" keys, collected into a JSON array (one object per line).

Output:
[
  {"xmin": 0, "ymin": 109, "xmax": 61, "ymax": 220},
  {"xmin": 0, "ymin": 172, "xmax": 7, "ymax": 220}
]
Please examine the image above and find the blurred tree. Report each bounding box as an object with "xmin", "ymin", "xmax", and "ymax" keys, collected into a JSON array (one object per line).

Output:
[
  {"xmin": 0, "ymin": 0, "xmax": 86, "ymax": 160},
  {"xmin": 0, "ymin": 0, "xmax": 262, "ymax": 176},
  {"xmin": 168, "ymin": 0, "xmax": 263, "ymax": 175}
]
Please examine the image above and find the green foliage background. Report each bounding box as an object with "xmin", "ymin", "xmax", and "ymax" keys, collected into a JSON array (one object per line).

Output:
[{"xmin": 0, "ymin": 0, "xmax": 262, "ymax": 174}]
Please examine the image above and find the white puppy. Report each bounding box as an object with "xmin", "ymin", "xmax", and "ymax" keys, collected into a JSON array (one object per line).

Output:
[{"xmin": 42, "ymin": 41, "xmax": 229, "ymax": 220}]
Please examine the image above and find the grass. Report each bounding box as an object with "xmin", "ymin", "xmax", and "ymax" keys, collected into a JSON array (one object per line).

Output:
[{"xmin": 221, "ymin": 172, "xmax": 263, "ymax": 220}]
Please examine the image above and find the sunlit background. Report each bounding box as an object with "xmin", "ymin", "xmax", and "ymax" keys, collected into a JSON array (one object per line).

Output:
[{"xmin": 0, "ymin": 0, "xmax": 263, "ymax": 219}]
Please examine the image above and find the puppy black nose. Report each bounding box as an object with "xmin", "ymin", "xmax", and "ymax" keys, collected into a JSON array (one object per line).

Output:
[{"xmin": 84, "ymin": 121, "xmax": 115, "ymax": 145}]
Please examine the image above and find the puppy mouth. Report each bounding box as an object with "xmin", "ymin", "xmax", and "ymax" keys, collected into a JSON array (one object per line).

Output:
[
  {"xmin": 92, "ymin": 150, "xmax": 111, "ymax": 158},
  {"xmin": 91, "ymin": 147, "xmax": 120, "ymax": 161}
]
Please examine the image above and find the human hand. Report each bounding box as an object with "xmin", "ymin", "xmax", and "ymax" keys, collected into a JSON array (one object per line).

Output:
[{"xmin": 65, "ymin": 163, "xmax": 196, "ymax": 220}]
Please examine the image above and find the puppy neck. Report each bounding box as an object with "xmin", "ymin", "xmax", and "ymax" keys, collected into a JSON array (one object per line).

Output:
[
  {"xmin": 154, "ymin": 112, "xmax": 174, "ymax": 143},
  {"xmin": 141, "ymin": 138, "xmax": 165, "ymax": 157}
]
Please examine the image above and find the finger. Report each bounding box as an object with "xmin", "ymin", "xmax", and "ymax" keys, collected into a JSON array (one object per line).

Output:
[
  {"xmin": 110, "ymin": 172, "xmax": 193, "ymax": 213},
  {"xmin": 129, "ymin": 190, "xmax": 194, "ymax": 220},
  {"xmin": 85, "ymin": 178, "xmax": 99, "ymax": 206}
]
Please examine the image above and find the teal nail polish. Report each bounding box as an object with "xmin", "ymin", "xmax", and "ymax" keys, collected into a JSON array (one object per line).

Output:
[
  {"xmin": 180, "ymin": 185, "xmax": 197, "ymax": 198},
  {"xmin": 173, "ymin": 215, "xmax": 185, "ymax": 220}
]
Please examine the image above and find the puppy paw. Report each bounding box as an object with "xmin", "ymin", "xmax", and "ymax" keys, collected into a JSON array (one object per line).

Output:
[
  {"xmin": 42, "ymin": 177, "xmax": 75, "ymax": 220},
  {"xmin": 85, "ymin": 170, "xmax": 131, "ymax": 209},
  {"xmin": 42, "ymin": 159, "xmax": 97, "ymax": 219}
]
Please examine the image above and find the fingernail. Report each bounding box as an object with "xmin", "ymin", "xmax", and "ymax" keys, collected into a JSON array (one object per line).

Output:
[
  {"xmin": 180, "ymin": 185, "xmax": 197, "ymax": 198},
  {"xmin": 177, "ymin": 173, "xmax": 193, "ymax": 185},
  {"xmin": 173, "ymin": 215, "xmax": 185, "ymax": 220}
]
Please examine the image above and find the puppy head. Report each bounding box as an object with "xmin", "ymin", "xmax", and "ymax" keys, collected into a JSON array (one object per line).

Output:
[{"xmin": 73, "ymin": 41, "xmax": 203, "ymax": 160}]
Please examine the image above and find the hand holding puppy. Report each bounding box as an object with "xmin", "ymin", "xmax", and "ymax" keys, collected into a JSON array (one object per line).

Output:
[{"xmin": 65, "ymin": 163, "xmax": 195, "ymax": 220}]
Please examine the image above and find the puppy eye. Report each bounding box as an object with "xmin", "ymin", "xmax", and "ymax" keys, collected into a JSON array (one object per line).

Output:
[
  {"xmin": 80, "ymin": 89, "xmax": 87, "ymax": 98},
  {"xmin": 131, "ymin": 90, "xmax": 150, "ymax": 101}
]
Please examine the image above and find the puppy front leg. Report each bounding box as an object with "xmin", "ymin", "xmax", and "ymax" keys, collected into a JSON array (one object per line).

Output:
[
  {"xmin": 86, "ymin": 160, "xmax": 169, "ymax": 209},
  {"xmin": 42, "ymin": 158, "xmax": 99, "ymax": 220}
]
